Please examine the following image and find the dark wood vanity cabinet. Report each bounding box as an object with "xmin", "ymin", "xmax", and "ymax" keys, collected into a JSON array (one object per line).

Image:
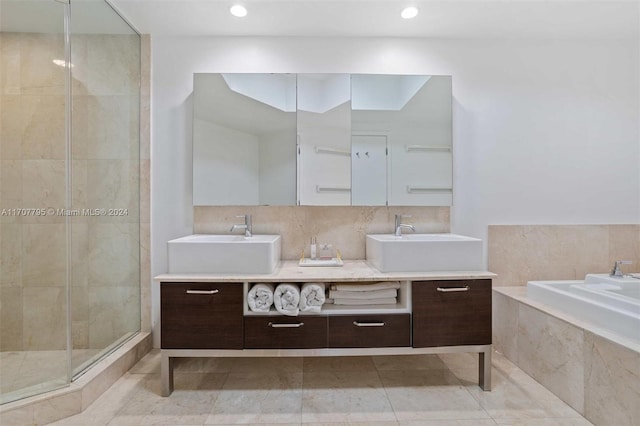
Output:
[
  {"xmin": 159, "ymin": 273, "xmax": 495, "ymax": 396},
  {"xmin": 328, "ymin": 314, "xmax": 411, "ymax": 348},
  {"xmin": 244, "ymin": 316, "xmax": 328, "ymax": 349},
  {"xmin": 412, "ymin": 279, "xmax": 492, "ymax": 348},
  {"xmin": 161, "ymin": 282, "xmax": 243, "ymax": 349}
]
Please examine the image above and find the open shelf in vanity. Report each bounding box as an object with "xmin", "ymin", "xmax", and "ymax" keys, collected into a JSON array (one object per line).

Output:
[{"xmin": 156, "ymin": 260, "xmax": 495, "ymax": 396}]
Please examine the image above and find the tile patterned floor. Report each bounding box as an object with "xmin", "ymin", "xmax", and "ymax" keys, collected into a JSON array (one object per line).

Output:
[{"xmin": 48, "ymin": 350, "xmax": 593, "ymax": 425}]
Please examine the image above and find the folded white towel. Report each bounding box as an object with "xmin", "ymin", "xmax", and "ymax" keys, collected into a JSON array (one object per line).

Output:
[
  {"xmin": 331, "ymin": 281, "xmax": 401, "ymax": 292},
  {"xmin": 274, "ymin": 283, "xmax": 300, "ymax": 316},
  {"xmin": 332, "ymin": 297, "xmax": 397, "ymax": 305},
  {"xmin": 299, "ymin": 282, "xmax": 326, "ymax": 313},
  {"xmin": 247, "ymin": 283, "xmax": 275, "ymax": 313},
  {"xmin": 329, "ymin": 288, "xmax": 397, "ymax": 299}
]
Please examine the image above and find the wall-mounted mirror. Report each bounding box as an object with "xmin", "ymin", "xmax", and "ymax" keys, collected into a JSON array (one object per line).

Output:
[
  {"xmin": 296, "ymin": 74, "xmax": 351, "ymax": 205},
  {"xmin": 351, "ymin": 75, "xmax": 452, "ymax": 206},
  {"xmin": 192, "ymin": 73, "xmax": 452, "ymax": 207},
  {"xmin": 193, "ymin": 73, "xmax": 297, "ymax": 206}
]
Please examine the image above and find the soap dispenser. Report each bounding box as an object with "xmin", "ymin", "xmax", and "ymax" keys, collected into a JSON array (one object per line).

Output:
[{"xmin": 310, "ymin": 237, "xmax": 317, "ymax": 260}]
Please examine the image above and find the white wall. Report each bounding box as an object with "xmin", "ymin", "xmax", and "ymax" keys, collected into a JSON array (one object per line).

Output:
[
  {"xmin": 258, "ymin": 130, "xmax": 297, "ymax": 205},
  {"xmin": 151, "ymin": 36, "xmax": 639, "ymax": 343},
  {"xmin": 193, "ymin": 119, "xmax": 260, "ymax": 205}
]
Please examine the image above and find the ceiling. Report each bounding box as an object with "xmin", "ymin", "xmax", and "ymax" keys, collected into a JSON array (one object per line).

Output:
[{"xmin": 108, "ymin": 0, "xmax": 639, "ymax": 39}]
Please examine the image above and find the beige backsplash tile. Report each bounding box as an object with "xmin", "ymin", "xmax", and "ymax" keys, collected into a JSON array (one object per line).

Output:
[
  {"xmin": 608, "ymin": 224, "xmax": 640, "ymax": 272},
  {"xmin": 488, "ymin": 224, "xmax": 640, "ymax": 286},
  {"xmin": 194, "ymin": 206, "xmax": 450, "ymax": 260}
]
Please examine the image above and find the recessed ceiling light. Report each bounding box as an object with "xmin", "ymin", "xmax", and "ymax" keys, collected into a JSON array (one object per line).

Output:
[
  {"xmin": 401, "ymin": 6, "xmax": 419, "ymax": 19},
  {"xmin": 230, "ymin": 4, "xmax": 247, "ymax": 18}
]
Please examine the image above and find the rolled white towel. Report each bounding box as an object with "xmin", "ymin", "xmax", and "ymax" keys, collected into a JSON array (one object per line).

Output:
[
  {"xmin": 299, "ymin": 282, "xmax": 326, "ymax": 313},
  {"xmin": 274, "ymin": 283, "xmax": 300, "ymax": 316},
  {"xmin": 331, "ymin": 281, "xmax": 401, "ymax": 292},
  {"xmin": 247, "ymin": 283, "xmax": 275, "ymax": 313},
  {"xmin": 329, "ymin": 288, "xmax": 397, "ymax": 300}
]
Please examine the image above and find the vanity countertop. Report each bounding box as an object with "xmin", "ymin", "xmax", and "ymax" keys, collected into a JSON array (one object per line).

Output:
[{"xmin": 155, "ymin": 260, "xmax": 496, "ymax": 283}]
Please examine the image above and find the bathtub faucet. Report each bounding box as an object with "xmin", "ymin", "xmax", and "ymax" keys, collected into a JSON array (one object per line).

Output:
[{"xmin": 610, "ymin": 260, "xmax": 632, "ymax": 277}]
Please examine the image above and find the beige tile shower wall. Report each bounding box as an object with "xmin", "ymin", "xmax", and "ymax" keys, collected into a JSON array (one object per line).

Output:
[
  {"xmin": 488, "ymin": 224, "xmax": 640, "ymax": 287},
  {"xmin": 0, "ymin": 32, "xmax": 149, "ymax": 351},
  {"xmin": 194, "ymin": 206, "xmax": 450, "ymax": 260},
  {"xmin": 1, "ymin": 33, "xmax": 67, "ymax": 352}
]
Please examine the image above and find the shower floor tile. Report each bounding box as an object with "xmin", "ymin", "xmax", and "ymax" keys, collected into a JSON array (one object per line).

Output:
[{"xmin": 0, "ymin": 349, "xmax": 100, "ymax": 404}]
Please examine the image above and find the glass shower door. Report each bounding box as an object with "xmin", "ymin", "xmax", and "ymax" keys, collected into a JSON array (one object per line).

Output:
[
  {"xmin": 68, "ymin": 0, "xmax": 141, "ymax": 378},
  {"xmin": 0, "ymin": 0, "xmax": 71, "ymax": 404}
]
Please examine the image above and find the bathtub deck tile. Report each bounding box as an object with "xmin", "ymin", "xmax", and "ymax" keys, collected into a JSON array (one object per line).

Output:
[
  {"xmin": 517, "ymin": 303, "xmax": 585, "ymax": 414},
  {"xmin": 584, "ymin": 331, "xmax": 640, "ymax": 426}
]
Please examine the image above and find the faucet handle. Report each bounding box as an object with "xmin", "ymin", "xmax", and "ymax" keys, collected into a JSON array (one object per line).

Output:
[{"xmin": 610, "ymin": 260, "xmax": 632, "ymax": 277}]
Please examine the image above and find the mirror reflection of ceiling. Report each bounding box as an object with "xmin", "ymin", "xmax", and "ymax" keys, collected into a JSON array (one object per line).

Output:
[
  {"xmin": 297, "ymin": 74, "xmax": 350, "ymax": 114},
  {"xmin": 217, "ymin": 74, "xmax": 434, "ymax": 117},
  {"xmin": 194, "ymin": 74, "xmax": 296, "ymax": 136},
  {"xmin": 222, "ymin": 74, "xmax": 296, "ymax": 113},
  {"xmin": 352, "ymin": 75, "xmax": 431, "ymax": 111}
]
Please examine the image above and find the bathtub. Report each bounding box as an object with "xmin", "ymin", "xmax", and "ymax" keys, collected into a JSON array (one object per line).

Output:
[{"xmin": 527, "ymin": 274, "xmax": 640, "ymax": 343}]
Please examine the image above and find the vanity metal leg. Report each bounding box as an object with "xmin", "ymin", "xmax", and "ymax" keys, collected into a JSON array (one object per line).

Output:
[
  {"xmin": 161, "ymin": 352, "xmax": 174, "ymax": 397},
  {"xmin": 479, "ymin": 347, "xmax": 492, "ymax": 391}
]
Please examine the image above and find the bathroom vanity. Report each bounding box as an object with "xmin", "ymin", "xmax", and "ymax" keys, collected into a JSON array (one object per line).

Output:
[{"xmin": 156, "ymin": 260, "xmax": 494, "ymax": 396}]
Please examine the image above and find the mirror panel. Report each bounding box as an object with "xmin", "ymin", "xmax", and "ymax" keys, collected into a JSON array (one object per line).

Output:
[
  {"xmin": 351, "ymin": 75, "xmax": 452, "ymax": 206},
  {"xmin": 192, "ymin": 73, "xmax": 452, "ymax": 207},
  {"xmin": 296, "ymin": 74, "xmax": 351, "ymax": 206},
  {"xmin": 193, "ymin": 73, "xmax": 297, "ymax": 206}
]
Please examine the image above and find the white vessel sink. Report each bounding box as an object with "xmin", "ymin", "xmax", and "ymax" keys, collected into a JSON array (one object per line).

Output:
[
  {"xmin": 168, "ymin": 234, "xmax": 281, "ymax": 274},
  {"xmin": 366, "ymin": 233, "xmax": 483, "ymax": 272}
]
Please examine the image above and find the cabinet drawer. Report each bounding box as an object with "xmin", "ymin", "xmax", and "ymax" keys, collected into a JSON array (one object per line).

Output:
[
  {"xmin": 328, "ymin": 314, "xmax": 411, "ymax": 348},
  {"xmin": 161, "ymin": 282, "xmax": 243, "ymax": 349},
  {"xmin": 244, "ymin": 316, "xmax": 327, "ymax": 349},
  {"xmin": 412, "ymin": 279, "xmax": 491, "ymax": 347}
]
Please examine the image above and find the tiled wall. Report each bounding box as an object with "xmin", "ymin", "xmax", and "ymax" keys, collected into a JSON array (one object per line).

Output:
[
  {"xmin": 194, "ymin": 206, "xmax": 450, "ymax": 260},
  {"xmin": 493, "ymin": 288, "xmax": 640, "ymax": 426},
  {"xmin": 0, "ymin": 32, "xmax": 147, "ymax": 352},
  {"xmin": 488, "ymin": 224, "xmax": 640, "ymax": 287}
]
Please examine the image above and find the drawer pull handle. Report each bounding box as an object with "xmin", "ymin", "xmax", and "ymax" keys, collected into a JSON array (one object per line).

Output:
[
  {"xmin": 185, "ymin": 289, "xmax": 219, "ymax": 295},
  {"xmin": 353, "ymin": 321, "xmax": 385, "ymax": 327},
  {"xmin": 437, "ymin": 286, "xmax": 470, "ymax": 292},
  {"xmin": 268, "ymin": 322, "xmax": 304, "ymax": 328}
]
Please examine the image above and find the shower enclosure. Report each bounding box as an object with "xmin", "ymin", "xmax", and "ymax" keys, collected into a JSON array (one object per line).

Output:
[{"xmin": 0, "ymin": 0, "xmax": 141, "ymax": 404}]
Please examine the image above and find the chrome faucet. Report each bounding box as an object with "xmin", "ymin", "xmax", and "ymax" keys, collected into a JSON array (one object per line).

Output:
[
  {"xmin": 610, "ymin": 260, "xmax": 632, "ymax": 277},
  {"xmin": 394, "ymin": 214, "xmax": 416, "ymax": 236},
  {"xmin": 230, "ymin": 214, "xmax": 252, "ymax": 237}
]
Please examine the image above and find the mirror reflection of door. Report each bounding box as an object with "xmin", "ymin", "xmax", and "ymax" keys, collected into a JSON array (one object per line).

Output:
[
  {"xmin": 351, "ymin": 134, "xmax": 387, "ymax": 206},
  {"xmin": 352, "ymin": 74, "xmax": 452, "ymax": 206}
]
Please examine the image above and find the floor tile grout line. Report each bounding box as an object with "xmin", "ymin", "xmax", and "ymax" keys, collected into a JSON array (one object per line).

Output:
[{"xmin": 373, "ymin": 361, "xmax": 402, "ymax": 424}]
